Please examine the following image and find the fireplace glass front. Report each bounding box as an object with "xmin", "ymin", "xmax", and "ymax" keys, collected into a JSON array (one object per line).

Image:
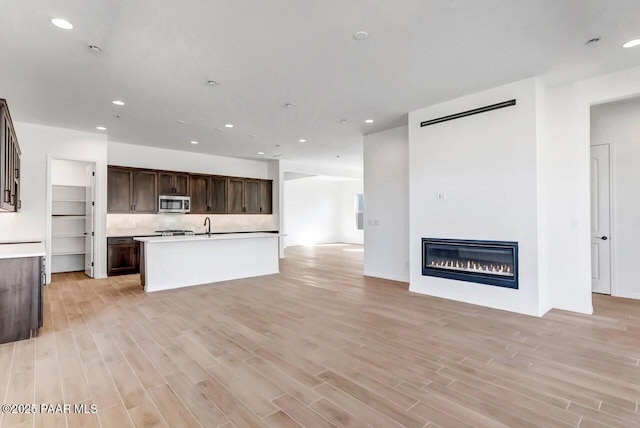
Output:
[{"xmin": 422, "ymin": 238, "xmax": 518, "ymax": 289}]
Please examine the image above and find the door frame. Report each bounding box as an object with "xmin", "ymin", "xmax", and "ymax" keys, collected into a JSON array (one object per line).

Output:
[
  {"xmin": 46, "ymin": 155, "xmax": 100, "ymax": 284},
  {"xmin": 589, "ymin": 143, "xmax": 616, "ymax": 296}
]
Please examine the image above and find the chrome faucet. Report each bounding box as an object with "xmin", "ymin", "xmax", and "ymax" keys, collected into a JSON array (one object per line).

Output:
[{"xmin": 204, "ymin": 217, "xmax": 211, "ymax": 236}]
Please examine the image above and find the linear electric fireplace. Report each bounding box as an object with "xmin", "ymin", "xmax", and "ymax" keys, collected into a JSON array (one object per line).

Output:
[{"xmin": 422, "ymin": 238, "xmax": 518, "ymax": 289}]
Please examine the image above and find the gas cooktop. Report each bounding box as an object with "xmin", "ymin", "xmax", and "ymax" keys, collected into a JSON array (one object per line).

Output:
[{"xmin": 155, "ymin": 230, "xmax": 195, "ymax": 236}]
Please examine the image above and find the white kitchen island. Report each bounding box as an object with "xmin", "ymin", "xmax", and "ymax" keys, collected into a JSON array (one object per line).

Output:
[{"xmin": 134, "ymin": 233, "xmax": 280, "ymax": 292}]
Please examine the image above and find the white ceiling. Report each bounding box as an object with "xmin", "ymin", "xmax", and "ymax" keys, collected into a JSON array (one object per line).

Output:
[{"xmin": 1, "ymin": 0, "xmax": 639, "ymax": 173}]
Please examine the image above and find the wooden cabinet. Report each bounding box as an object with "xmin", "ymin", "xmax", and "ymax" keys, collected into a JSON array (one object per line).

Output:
[
  {"xmin": 158, "ymin": 171, "xmax": 189, "ymax": 196},
  {"xmin": 227, "ymin": 178, "xmax": 272, "ymax": 214},
  {"xmin": 210, "ymin": 176, "xmax": 227, "ymax": 213},
  {"xmin": 190, "ymin": 175, "xmax": 227, "ymax": 214},
  {"xmin": 228, "ymin": 177, "xmax": 245, "ymax": 213},
  {"xmin": 0, "ymin": 99, "xmax": 21, "ymax": 213},
  {"xmin": 189, "ymin": 175, "xmax": 210, "ymax": 214},
  {"xmin": 132, "ymin": 170, "xmax": 157, "ymax": 213},
  {"xmin": 245, "ymin": 179, "xmax": 260, "ymax": 213},
  {"xmin": 108, "ymin": 167, "xmax": 133, "ymax": 213},
  {"xmin": 0, "ymin": 255, "xmax": 43, "ymax": 343},
  {"xmin": 107, "ymin": 237, "xmax": 140, "ymax": 276},
  {"xmin": 107, "ymin": 167, "xmax": 157, "ymax": 213},
  {"xmin": 108, "ymin": 165, "xmax": 272, "ymax": 215},
  {"xmin": 260, "ymin": 180, "xmax": 273, "ymax": 214}
]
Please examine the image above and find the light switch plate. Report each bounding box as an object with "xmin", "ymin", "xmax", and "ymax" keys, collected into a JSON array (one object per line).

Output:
[{"xmin": 437, "ymin": 192, "xmax": 446, "ymax": 201}]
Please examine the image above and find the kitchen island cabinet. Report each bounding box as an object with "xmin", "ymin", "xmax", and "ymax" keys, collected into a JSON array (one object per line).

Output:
[{"xmin": 135, "ymin": 233, "xmax": 280, "ymax": 292}]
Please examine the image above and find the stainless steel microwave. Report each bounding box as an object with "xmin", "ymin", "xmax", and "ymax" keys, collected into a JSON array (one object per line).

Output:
[{"xmin": 158, "ymin": 195, "xmax": 190, "ymax": 213}]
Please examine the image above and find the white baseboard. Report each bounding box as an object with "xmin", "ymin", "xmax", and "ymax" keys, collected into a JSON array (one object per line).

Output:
[
  {"xmin": 613, "ymin": 290, "xmax": 640, "ymax": 300},
  {"xmin": 363, "ymin": 270, "xmax": 409, "ymax": 283}
]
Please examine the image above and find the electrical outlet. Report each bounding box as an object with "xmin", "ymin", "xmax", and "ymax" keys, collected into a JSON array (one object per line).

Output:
[{"xmin": 437, "ymin": 192, "xmax": 446, "ymax": 201}]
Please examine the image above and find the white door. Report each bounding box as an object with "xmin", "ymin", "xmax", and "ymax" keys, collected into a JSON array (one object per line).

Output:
[
  {"xmin": 590, "ymin": 144, "xmax": 611, "ymax": 294},
  {"xmin": 85, "ymin": 164, "xmax": 96, "ymax": 278}
]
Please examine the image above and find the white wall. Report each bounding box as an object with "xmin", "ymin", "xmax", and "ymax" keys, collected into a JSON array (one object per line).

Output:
[
  {"xmin": 0, "ymin": 122, "xmax": 108, "ymax": 280},
  {"xmin": 408, "ymin": 78, "xmax": 542, "ymax": 316},
  {"xmin": 541, "ymin": 65, "xmax": 640, "ymax": 313},
  {"xmin": 363, "ymin": 126, "xmax": 409, "ymax": 282},
  {"xmin": 108, "ymin": 141, "xmax": 272, "ymax": 178},
  {"xmin": 591, "ymin": 97, "xmax": 640, "ymax": 299},
  {"xmin": 51, "ymin": 159, "xmax": 90, "ymax": 186},
  {"xmin": 283, "ymin": 177, "xmax": 363, "ymax": 247}
]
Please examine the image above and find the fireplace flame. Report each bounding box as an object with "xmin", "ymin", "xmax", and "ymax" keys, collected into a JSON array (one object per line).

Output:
[{"xmin": 429, "ymin": 260, "xmax": 513, "ymax": 276}]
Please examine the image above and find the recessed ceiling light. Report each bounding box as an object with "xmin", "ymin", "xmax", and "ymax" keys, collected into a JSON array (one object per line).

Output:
[
  {"xmin": 340, "ymin": 119, "xmax": 347, "ymax": 124},
  {"xmin": 623, "ymin": 39, "xmax": 640, "ymax": 48},
  {"xmin": 336, "ymin": 155, "xmax": 341, "ymax": 158},
  {"xmin": 284, "ymin": 103, "xmax": 295, "ymax": 108},
  {"xmin": 258, "ymin": 152, "xmax": 265, "ymax": 155},
  {"xmin": 116, "ymin": 115, "xmax": 124, "ymax": 120},
  {"xmin": 275, "ymin": 144, "xmax": 280, "ymax": 147},
  {"xmin": 354, "ymin": 31, "xmax": 369, "ymax": 41},
  {"xmin": 190, "ymin": 141, "xmax": 199, "ymax": 145},
  {"xmin": 298, "ymin": 139, "xmax": 307, "ymax": 143},
  {"xmin": 89, "ymin": 45, "xmax": 102, "ymax": 52},
  {"xmin": 586, "ymin": 37, "xmax": 600, "ymax": 45},
  {"xmin": 112, "ymin": 100, "xmax": 125, "ymax": 106},
  {"xmin": 96, "ymin": 126, "xmax": 106, "ymax": 131},
  {"xmin": 177, "ymin": 120, "xmax": 185, "ymax": 124},
  {"xmin": 207, "ymin": 80, "xmax": 220, "ymax": 86},
  {"xmin": 51, "ymin": 18, "xmax": 73, "ymax": 30},
  {"xmin": 364, "ymin": 119, "xmax": 374, "ymax": 124},
  {"xmin": 224, "ymin": 123, "xmax": 234, "ymax": 128},
  {"xmin": 249, "ymin": 134, "xmax": 257, "ymax": 138}
]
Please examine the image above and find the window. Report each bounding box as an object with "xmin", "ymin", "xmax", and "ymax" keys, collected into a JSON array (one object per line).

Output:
[{"xmin": 355, "ymin": 193, "xmax": 364, "ymax": 230}]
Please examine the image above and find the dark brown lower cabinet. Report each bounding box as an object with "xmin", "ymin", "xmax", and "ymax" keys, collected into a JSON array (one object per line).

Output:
[
  {"xmin": 107, "ymin": 237, "xmax": 140, "ymax": 276},
  {"xmin": 0, "ymin": 256, "xmax": 43, "ymax": 344}
]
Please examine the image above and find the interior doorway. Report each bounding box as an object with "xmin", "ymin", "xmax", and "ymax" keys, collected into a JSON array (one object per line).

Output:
[{"xmin": 49, "ymin": 158, "xmax": 97, "ymax": 280}]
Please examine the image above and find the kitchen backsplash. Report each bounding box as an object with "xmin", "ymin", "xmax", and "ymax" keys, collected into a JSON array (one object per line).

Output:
[{"xmin": 107, "ymin": 214, "xmax": 276, "ymax": 236}]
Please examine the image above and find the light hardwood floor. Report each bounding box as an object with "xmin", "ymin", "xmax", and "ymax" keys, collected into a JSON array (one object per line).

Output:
[{"xmin": 1, "ymin": 244, "xmax": 639, "ymax": 427}]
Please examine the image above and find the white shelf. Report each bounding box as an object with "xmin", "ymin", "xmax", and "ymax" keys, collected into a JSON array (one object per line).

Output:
[
  {"xmin": 52, "ymin": 215, "xmax": 86, "ymax": 219},
  {"xmin": 52, "ymin": 234, "xmax": 85, "ymax": 238},
  {"xmin": 52, "ymin": 199, "xmax": 86, "ymax": 203},
  {"xmin": 52, "ymin": 251, "xmax": 86, "ymax": 256}
]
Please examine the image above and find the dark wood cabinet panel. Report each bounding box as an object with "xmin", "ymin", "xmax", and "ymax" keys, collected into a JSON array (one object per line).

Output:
[
  {"xmin": 107, "ymin": 238, "xmax": 139, "ymax": 276},
  {"xmin": 107, "ymin": 167, "xmax": 133, "ymax": 213},
  {"xmin": 158, "ymin": 172, "xmax": 174, "ymax": 195},
  {"xmin": 132, "ymin": 171, "xmax": 157, "ymax": 213},
  {"xmin": 189, "ymin": 175, "xmax": 210, "ymax": 213},
  {"xmin": 245, "ymin": 179, "xmax": 260, "ymax": 214},
  {"xmin": 0, "ymin": 256, "xmax": 42, "ymax": 344},
  {"xmin": 260, "ymin": 180, "xmax": 273, "ymax": 214},
  {"xmin": 174, "ymin": 173, "xmax": 190, "ymax": 196},
  {"xmin": 227, "ymin": 178, "xmax": 245, "ymax": 213},
  {"xmin": 210, "ymin": 177, "xmax": 227, "ymax": 214},
  {"xmin": 158, "ymin": 172, "xmax": 190, "ymax": 196},
  {"xmin": 0, "ymin": 99, "xmax": 21, "ymax": 213}
]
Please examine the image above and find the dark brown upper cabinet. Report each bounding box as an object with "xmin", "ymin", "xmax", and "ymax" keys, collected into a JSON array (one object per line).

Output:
[
  {"xmin": 209, "ymin": 176, "xmax": 227, "ymax": 214},
  {"xmin": 227, "ymin": 177, "xmax": 245, "ymax": 214},
  {"xmin": 158, "ymin": 171, "xmax": 189, "ymax": 196},
  {"xmin": 107, "ymin": 167, "xmax": 133, "ymax": 213},
  {"xmin": 108, "ymin": 165, "xmax": 272, "ymax": 215},
  {"xmin": 189, "ymin": 175, "xmax": 210, "ymax": 214},
  {"xmin": 244, "ymin": 179, "xmax": 260, "ymax": 214},
  {"xmin": 107, "ymin": 167, "xmax": 157, "ymax": 213},
  {"xmin": 132, "ymin": 170, "xmax": 158, "ymax": 213},
  {"xmin": 260, "ymin": 180, "xmax": 273, "ymax": 214},
  {"xmin": 190, "ymin": 175, "xmax": 228, "ymax": 214},
  {"xmin": 0, "ymin": 99, "xmax": 21, "ymax": 212}
]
